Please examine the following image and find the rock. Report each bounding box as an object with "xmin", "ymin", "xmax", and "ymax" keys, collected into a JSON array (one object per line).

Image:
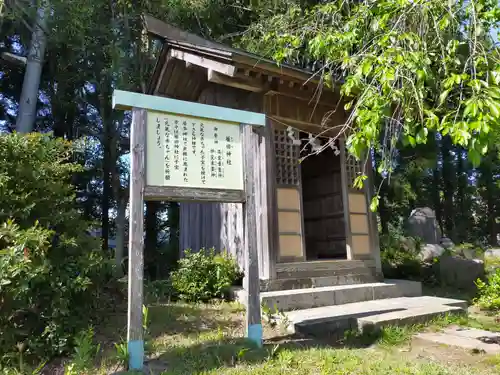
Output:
[
  {"xmin": 439, "ymin": 255, "xmax": 486, "ymax": 291},
  {"xmin": 401, "ymin": 236, "xmax": 418, "ymax": 252},
  {"xmin": 441, "ymin": 237, "xmax": 454, "ymax": 249},
  {"xmin": 485, "ymin": 248, "xmax": 500, "ymax": 258},
  {"xmin": 407, "ymin": 207, "xmax": 441, "ymax": 244},
  {"xmin": 419, "ymin": 244, "xmax": 445, "ymax": 262}
]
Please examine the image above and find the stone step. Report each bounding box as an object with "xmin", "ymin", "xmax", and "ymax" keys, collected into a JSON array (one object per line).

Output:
[
  {"xmin": 263, "ymin": 279, "xmax": 421, "ymax": 311},
  {"xmin": 357, "ymin": 305, "xmax": 465, "ymax": 333},
  {"xmin": 260, "ymin": 273, "xmax": 380, "ymax": 292},
  {"xmin": 234, "ymin": 279, "xmax": 422, "ymax": 312},
  {"xmin": 276, "ymin": 260, "xmax": 377, "ymax": 279},
  {"xmin": 284, "ymin": 296, "xmax": 467, "ymax": 339}
]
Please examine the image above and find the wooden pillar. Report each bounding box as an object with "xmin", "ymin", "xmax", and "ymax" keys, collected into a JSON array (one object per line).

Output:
[
  {"xmin": 127, "ymin": 108, "xmax": 146, "ymax": 371},
  {"xmin": 243, "ymin": 125, "xmax": 262, "ymax": 347},
  {"xmin": 339, "ymin": 137, "xmax": 353, "ymax": 260},
  {"xmin": 365, "ymin": 151, "xmax": 382, "ymax": 275}
]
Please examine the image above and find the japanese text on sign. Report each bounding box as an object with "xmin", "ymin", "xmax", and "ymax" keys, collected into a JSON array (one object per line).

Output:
[{"xmin": 146, "ymin": 111, "xmax": 243, "ymax": 190}]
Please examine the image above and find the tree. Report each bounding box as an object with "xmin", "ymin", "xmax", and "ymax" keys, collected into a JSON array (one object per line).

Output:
[{"xmin": 243, "ymin": 0, "xmax": 500, "ymax": 211}]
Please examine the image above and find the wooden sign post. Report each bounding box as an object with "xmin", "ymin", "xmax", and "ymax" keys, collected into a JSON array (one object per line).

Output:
[{"xmin": 112, "ymin": 90, "xmax": 265, "ymax": 371}]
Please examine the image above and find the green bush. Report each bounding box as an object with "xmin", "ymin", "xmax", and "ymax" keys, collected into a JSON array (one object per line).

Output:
[
  {"xmin": 474, "ymin": 269, "xmax": 500, "ymax": 311},
  {"xmin": 0, "ymin": 134, "xmax": 111, "ymax": 362},
  {"xmin": 171, "ymin": 248, "xmax": 241, "ymax": 302},
  {"xmin": 380, "ymin": 234, "xmax": 423, "ymax": 280}
]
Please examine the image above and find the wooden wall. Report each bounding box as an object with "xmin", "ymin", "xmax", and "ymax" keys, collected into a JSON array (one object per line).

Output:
[{"xmin": 179, "ymin": 84, "xmax": 272, "ymax": 279}]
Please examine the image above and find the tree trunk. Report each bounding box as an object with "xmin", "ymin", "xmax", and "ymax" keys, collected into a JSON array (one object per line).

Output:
[
  {"xmin": 145, "ymin": 201, "xmax": 159, "ymax": 280},
  {"xmin": 456, "ymin": 147, "xmax": 467, "ymax": 243},
  {"xmin": 441, "ymin": 135, "xmax": 455, "ymax": 239},
  {"xmin": 114, "ymin": 195, "xmax": 127, "ymax": 277},
  {"xmin": 16, "ymin": 2, "xmax": 48, "ymax": 133}
]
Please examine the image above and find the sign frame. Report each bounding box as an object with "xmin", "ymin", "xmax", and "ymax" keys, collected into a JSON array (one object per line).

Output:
[{"xmin": 112, "ymin": 90, "xmax": 265, "ymax": 372}]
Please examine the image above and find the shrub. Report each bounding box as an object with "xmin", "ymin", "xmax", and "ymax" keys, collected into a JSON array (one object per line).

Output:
[
  {"xmin": 171, "ymin": 248, "xmax": 241, "ymax": 302},
  {"xmin": 380, "ymin": 234, "xmax": 423, "ymax": 280},
  {"xmin": 474, "ymin": 269, "xmax": 500, "ymax": 311},
  {"xmin": 0, "ymin": 134, "xmax": 111, "ymax": 362}
]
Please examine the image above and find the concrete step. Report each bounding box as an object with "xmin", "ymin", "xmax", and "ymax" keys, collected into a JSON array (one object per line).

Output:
[
  {"xmin": 357, "ymin": 305, "xmax": 465, "ymax": 333},
  {"xmin": 260, "ymin": 279, "xmax": 422, "ymax": 311},
  {"xmin": 276, "ymin": 260, "xmax": 377, "ymax": 279},
  {"xmin": 284, "ymin": 296, "xmax": 467, "ymax": 339},
  {"xmin": 260, "ymin": 273, "xmax": 380, "ymax": 292}
]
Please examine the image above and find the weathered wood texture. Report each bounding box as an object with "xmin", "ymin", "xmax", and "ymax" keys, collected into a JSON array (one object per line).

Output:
[
  {"xmin": 243, "ymin": 124, "xmax": 262, "ymax": 343},
  {"xmin": 179, "ymin": 84, "xmax": 271, "ymax": 279},
  {"xmin": 145, "ymin": 186, "xmax": 245, "ymax": 202},
  {"xmin": 127, "ymin": 109, "xmax": 146, "ymax": 369}
]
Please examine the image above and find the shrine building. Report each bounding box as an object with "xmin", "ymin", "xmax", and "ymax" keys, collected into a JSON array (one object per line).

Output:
[{"xmin": 144, "ymin": 14, "xmax": 383, "ymax": 291}]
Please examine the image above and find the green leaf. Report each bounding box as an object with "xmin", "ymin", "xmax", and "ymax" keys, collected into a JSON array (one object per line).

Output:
[
  {"xmin": 408, "ymin": 135, "xmax": 416, "ymax": 147},
  {"xmin": 464, "ymin": 100, "xmax": 478, "ymax": 118},
  {"xmin": 486, "ymin": 99, "xmax": 500, "ymax": 118},
  {"xmin": 488, "ymin": 87, "xmax": 500, "ymax": 99},
  {"xmin": 416, "ymin": 70, "xmax": 426, "ymax": 82},
  {"xmin": 370, "ymin": 196, "xmax": 380, "ymax": 212},
  {"xmin": 362, "ymin": 60, "xmax": 373, "ymax": 76},
  {"xmin": 416, "ymin": 128, "xmax": 428, "ymax": 144},
  {"xmin": 468, "ymin": 149, "xmax": 481, "ymax": 167},
  {"xmin": 353, "ymin": 174, "xmax": 367, "ymax": 190},
  {"xmin": 439, "ymin": 89, "xmax": 451, "ymax": 106},
  {"xmin": 344, "ymin": 101, "xmax": 353, "ymax": 111}
]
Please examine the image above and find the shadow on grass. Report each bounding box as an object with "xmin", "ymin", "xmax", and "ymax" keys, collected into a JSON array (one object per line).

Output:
[
  {"xmin": 96, "ymin": 302, "xmax": 244, "ymax": 346},
  {"xmin": 154, "ymin": 329, "xmax": 399, "ymax": 374},
  {"xmin": 156, "ymin": 337, "xmax": 269, "ymax": 374},
  {"xmin": 147, "ymin": 303, "xmax": 243, "ymax": 337}
]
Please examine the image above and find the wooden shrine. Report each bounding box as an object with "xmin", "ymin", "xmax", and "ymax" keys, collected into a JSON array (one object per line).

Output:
[{"xmin": 144, "ymin": 14, "xmax": 382, "ymax": 291}]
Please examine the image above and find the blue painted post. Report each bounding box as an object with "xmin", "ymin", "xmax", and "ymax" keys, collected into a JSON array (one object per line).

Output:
[{"xmin": 127, "ymin": 108, "xmax": 146, "ymax": 370}]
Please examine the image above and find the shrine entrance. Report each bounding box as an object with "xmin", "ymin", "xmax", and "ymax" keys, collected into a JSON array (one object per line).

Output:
[{"xmin": 300, "ymin": 135, "xmax": 347, "ymax": 261}]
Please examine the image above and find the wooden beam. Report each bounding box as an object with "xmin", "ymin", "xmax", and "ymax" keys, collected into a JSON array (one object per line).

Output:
[
  {"xmin": 153, "ymin": 51, "xmax": 171, "ymax": 95},
  {"xmin": 170, "ymin": 49, "xmax": 236, "ymax": 77},
  {"xmin": 243, "ymin": 125, "xmax": 262, "ymax": 348},
  {"xmin": 127, "ymin": 108, "xmax": 146, "ymax": 371},
  {"xmin": 207, "ymin": 69, "xmax": 268, "ymax": 93},
  {"xmin": 112, "ymin": 90, "xmax": 266, "ymax": 126},
  {"xmin": 144, "ymin": 186, "xmax": 245, "ymax": 203}
]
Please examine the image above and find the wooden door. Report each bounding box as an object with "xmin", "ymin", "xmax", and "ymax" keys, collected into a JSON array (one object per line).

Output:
[{"xmin": 301, "ymin": 145, "xmax": 346, "ymax": 259}]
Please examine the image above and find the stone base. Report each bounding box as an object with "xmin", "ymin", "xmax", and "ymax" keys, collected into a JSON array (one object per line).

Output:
[{"xmin": 233, "ymin": 279, "xmax": 422, "ymax": 312}]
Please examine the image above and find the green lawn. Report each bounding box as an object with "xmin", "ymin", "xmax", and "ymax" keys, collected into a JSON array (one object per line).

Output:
[{"xmin": 83, "ymin": 301, "xmax": 500, "ymax": 375}]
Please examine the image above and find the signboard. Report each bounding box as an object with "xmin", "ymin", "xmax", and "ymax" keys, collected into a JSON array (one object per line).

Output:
[
  {"xmin": 146, "ymin": 111, "xmax": 243, "ymax": 190},
  {"xmin": 112, "ymin": 89, "xmax": 265, "ymax": 372}
]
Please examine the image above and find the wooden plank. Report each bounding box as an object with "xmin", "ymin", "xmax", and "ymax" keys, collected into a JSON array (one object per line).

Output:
[
  {"xmin": 243, "ymin": 125, "xmax": 262, "ymax": 347},
  {"xmin": 208, "ymin": 69, "xmax": 268, "ymax": 93},
  {"xmin": 112, "ymin": 90, "xmax": 266, "ymax": 126},
  {"xmin": 264, "ymin": 116, "xmax": 279, "ymax": 280},
  {"xmin": 171, "ymin": 49, "xmax": 236, "ymax": 77},
  {"xmin": 145, "ymin": 186, "xmax": 245, "ymax": 203},
  {"xmin": 127, "ymin": 108, "xmax": 146, "ymax": 371}
]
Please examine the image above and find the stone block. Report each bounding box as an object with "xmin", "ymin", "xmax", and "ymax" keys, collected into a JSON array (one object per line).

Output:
[
  {"xmin": 439, "ymin": 255, "xmax": 486, "ymax": 291},
  {"xmin": 407, "ymin": 207, "xmax": 441, "ymax": 244}
]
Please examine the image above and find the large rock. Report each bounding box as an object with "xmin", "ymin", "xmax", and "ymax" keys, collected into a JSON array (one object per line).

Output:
[
  {"xmin": 441, "ymin": 237, "xmax": 454, "ymax": 249},
  {"xmin": 485, "ymin": 248, "xmax": 500, "ymax": 258},
  {"xmin": 439, "ymin": 255, "xmax": 485, "ymax": 291},
  {"xmin": 407, "ymin": 207, "xmax": 441, "ymax": 244},
  {"xmin": 419, "ymin": 244, "xmax": 445, "ymax": 262}
]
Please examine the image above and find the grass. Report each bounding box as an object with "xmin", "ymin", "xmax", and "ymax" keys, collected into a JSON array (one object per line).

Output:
[
  {"xmin": 87, "ymin": 301, "xmax": 498, "ymax": 375},
  {"xmin": 6, "ymin": 300, "xmax": 500, "ymax": 374}
]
